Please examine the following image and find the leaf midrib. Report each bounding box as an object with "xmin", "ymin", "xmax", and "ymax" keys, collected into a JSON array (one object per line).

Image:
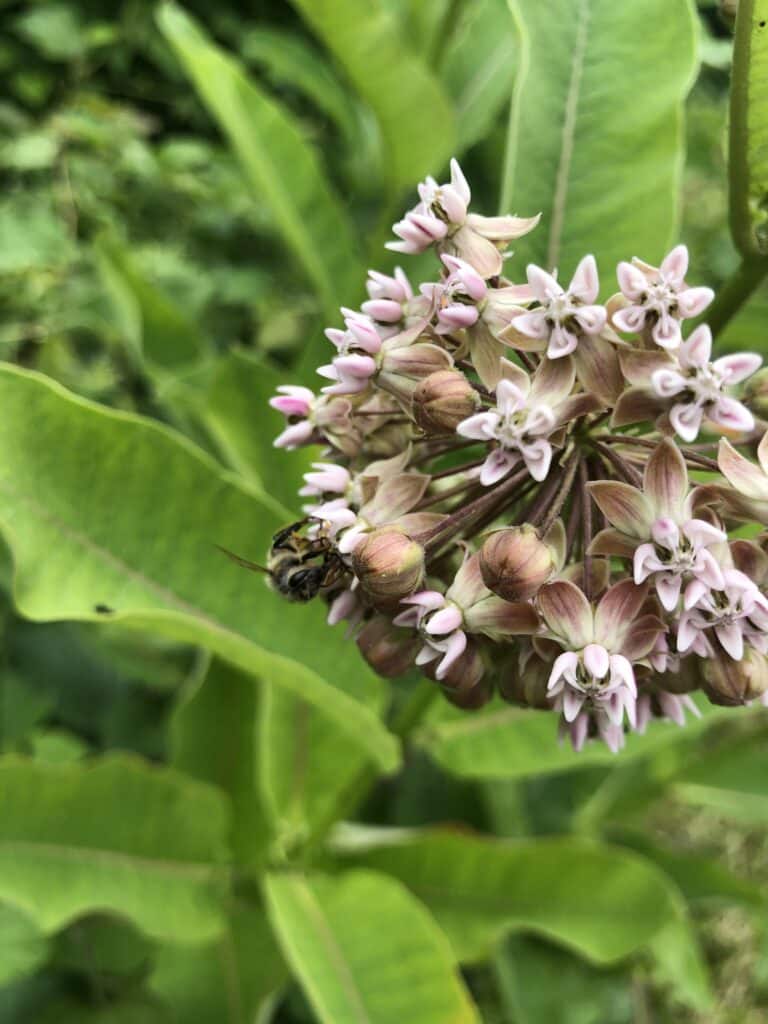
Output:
[{"xmin": 0, "ymin": 838, "xmax": 225, "ymax": 879}]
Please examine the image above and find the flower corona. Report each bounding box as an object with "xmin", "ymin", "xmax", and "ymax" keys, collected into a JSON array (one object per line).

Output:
[{"xmin": 268, "ymin": 159, "xmax": 768, "ymax": 753}]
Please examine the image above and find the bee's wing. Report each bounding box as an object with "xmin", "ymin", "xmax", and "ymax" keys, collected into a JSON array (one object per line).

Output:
[{"xmin": 215, "ymin": 545, "xmax": 269, "ymax": 574}]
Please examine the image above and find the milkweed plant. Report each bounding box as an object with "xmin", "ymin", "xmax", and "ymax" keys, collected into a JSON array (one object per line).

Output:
[{"xmin": 270, "ymin": 158, "xmax": 768, "ymax": 753}]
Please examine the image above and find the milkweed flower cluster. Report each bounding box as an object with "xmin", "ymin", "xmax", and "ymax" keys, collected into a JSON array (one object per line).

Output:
[{"xmin": 268, "ymin": 158, "xmax": 768, "ymax": 753}]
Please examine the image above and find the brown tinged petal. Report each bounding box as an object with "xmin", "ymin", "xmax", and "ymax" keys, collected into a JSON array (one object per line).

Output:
[
  {"xmin": 413, "ymin": 369, "xmax": 480, "ymax": 433},
  {"xmin": 611, "ymin": 388, "xmax": 665, "ymax": 429},
  {"xmin": 730, "ymin": 539, "xmax": 768, "ymax": 585},
  {"xmin": 594, "ymin": 578, "xmax": 648, "ymax": 651},
  {"xmin": 622, "ymin": 614, "xmax": 666, "ymax": 661},
  {"xmin": 352, "ymin": 527, "xmax": 425, "ymax": 610},
  {"xmin": 356, "ymin": 615, "xmax": 421, "ymax": 677},
  {"xmin": 365, "ymin": 472, "xmax": 431, "ymax": 523},
  {"xmin": 537, "ymin": 580, "xmax": 593, "ymax": 648},
  {"xmin": 470, "ymin": 321, "xmax": 507, "ymax": 390},
  {"xmin": 619, "ymin": 348, "xmax": 676, "ymax": 387},
  {"xmin": 463, "ymin": 596, "xmax": 540, "ymax": 640},
  {"xmin": 588, "ymin": 480, "xmax": 653, "ymax": 537},
  {"xmin": 718, "ymin": 438, "xmax": 768, "ymax": 501},
  {"xmin": 571, "ymin": 334, "xmax": 624, "ymax": 405},
  {"xmin": 479, "ymin": 524, "xmax": 557, "ymax": 601},
  {"xmin": 588, "ymin": 528, "xmax": 638, "ymax": 559},
  {"xmin": 643, "ymin": 438, "xmax": 688, "ymax": 517},
  {"xmin": 703, "ymin": 647, "xmax": 768, "ymax": 706}
]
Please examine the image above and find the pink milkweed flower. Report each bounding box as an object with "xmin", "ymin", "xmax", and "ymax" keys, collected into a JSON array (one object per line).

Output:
[
  {"xmin": 678, "ymin": 567, "xmax": 768, "ymax": 661},
  {"xmin": 270, "ymin": 385, "xmax": 316, "ymax": 448},
  {"xmin": 457, "ymin": 357, "xmax": 596, "ymax": 486},
  {"xmin": 589, "ymin": 439, "xmax": 728, "ymax": 611},
  {"xmin": 395, "ymin": 552, "xmax": 538, "ymax": 679},
  {"xmin": 299, "ymin": 462, "xmax": 352, "ymax": 500},
  {"xmin": 651, "ymin": 324, "xmax": 760, "ymax": 442},
  {"xmin": 511, "ymin": 255, "xmax": 607, "ymax": 359},
  {"xmin": 634, "ymin": 691, "xmax": 701, "ymax": 734},
  {"xmin": 388, "ymin": 158, "xmax": 540, "ymax": 278},
  {"xmin": 539, "ymin": 578, "xmax": 664, "ymax": 751},
  {"xmin": 362, "ymin": 268, "xmax": 414, "ymax": 325},
  {"xmin": 613, "ymin": 244, "xmax": 714, "ymax": 349},
  {"xmin": 420, "ymin": 254, "xmax": 488, "ymax": 334},
  {"xmin": 317, "ymin": 353, "xmax": 378, "ymax": 396}
]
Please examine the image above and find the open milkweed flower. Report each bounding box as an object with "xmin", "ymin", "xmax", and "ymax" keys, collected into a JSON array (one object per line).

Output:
[
  {"xmin": 457, "ymin": 357, "xmax": 598, "ymax": 485},
  {"xmin": 678, "ymin": 567, "xmax": 768, "ymax": 661},
  {"xmin": 394, "ymin": 552, "xmax": 538, "ymax": 679},
  {"xmin": 508, "ymin": 256, "xmax": 606, "ymax": 359},
  {"xmin": 361, "ymin": 267, "xmax": 415, "ymax": 327},
  {"xmin": 589, "ymin": 439, "xmax": 727, "ymax": 611},
  {"xmin": 612, "ymin": 244, "xmax": 714, "ymax": 349},
  {"xmin": 388, "ymin": 158, "xmax": 539, "ymax": 278},
  {"xmin": 650, "ymin": 325, "xmax": 760, "ymax": 441},
  {"xmin": 539, "ymin": 578, "xmax": 662, "ymax": 751}
]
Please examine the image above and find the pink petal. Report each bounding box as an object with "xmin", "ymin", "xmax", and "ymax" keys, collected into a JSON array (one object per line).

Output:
[
  {"xmin": 274, "ymin": 421, "xmax": 314, "ymax": 448},
  {"xmin": 651, "ymin": 516, "xmax": 680, "ymax": 549},
  {"xmin": 651, "ymin": 368, "xmax": 686, "ymax": 398},
  {"xmin": 683, "ymin": 519, "xmax": 726, "ymax": 547},
  {"xmin": 569, "ymin": 254, "xmax": 600, "ymax": 304},
  {"xmin": 652, "ymin": 314, "xmax": 682, "ymax": 350},
  {"xmin": 715, "ymin": 621, "xmax": 744, "ymax": 661},
  {"xmin": 526, "ymin": 263, "xmax": 562, "ymax": 302},
  {"xmin": 435, "ymin": 630, "xmax": 468, "ymax": 679},
  {"xmin": 546, "ymin": 323, "xmax": 578, "ymax": 358},
  {"xmin": 456, "ymin": 411, "xmax": 499, "ymax": 441},
  {"xmin": 658, "ymin": 691, "xmax": 686, "ymax": 726},
  {"xmin": 583, "ymin": 643, "xmax": 610, "ymax": 679},
  {"xmin": 683, "ymin": 577, "xmax": 709, "ymax": 610},
  {"xmin": 521, "ymin": 439, "xmax": 553, "ymax": 482},
  {"xmin": 712, "ymin": 352, "xmax": 762, "ymax": 385},
  {"xmin": 680, "ymin": 324, "xmax": 712, "ymax": 369},
  {"xmin": 656, "ymin": 574, "xmax": 682, "ymax": 611},
  {"xmin": 612, "ymin": 305, "xmax": 647, "ymax": 333},
  {"xmin": 617, "ymin": 261, "xmax": 648, "ymax": 300},
  {"xmin": 449, "ymin": 157, "xmax": 471, "ymax": 204},
  {"xmin": 710, "ymin": 396, "xmax": 755, "ymax": 434},
  {"xmin": 660, "ymin": 244, "xmax": 689, "ymax": 285},
  {"xmin": 401, "ymin": 590, "xmax": 445, "ymax": 611},
  {"xmin": 548, "ymin": 650, "xmax": 579, "ymax": 692},
  {"xmin": 480, "ymin": 449, "xmax": 518, "ymax": 486},
  {"xmin": 438, "ymin": 304, "xmax": 480, "ymax": 330},
  {"xmin": 634, "ymin": 543, "xmax": 663, "ymax": 584},
  {"xmin": 563, "ymin": 687, "xmax": 586, "ymax": 723},
  {"xmin": 669, "ymin": 402, "xmax": 703, "ymax": 443},
  {"xmin": 361, "ymin": 298, "xmax": 403, "ymax": 323},
  {"xmin": 512, "ymin": 310, "xmax": 550, "ymax": 340},
  {"xmin": 426, "ymin": 605, "xmax": 463, "ymax": 635},
  {"xmin": 677, "ymin": 286, "xmax": 714, "ymax": 318},
  {"xmin": 573, "ymin": 304, "xmax": 606, "ymax": 335}
]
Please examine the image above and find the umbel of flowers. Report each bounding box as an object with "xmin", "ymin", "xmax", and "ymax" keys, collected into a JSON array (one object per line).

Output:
[{"xmin": 269, "ymin": 158, "xmax": 768, "ymax": 753}]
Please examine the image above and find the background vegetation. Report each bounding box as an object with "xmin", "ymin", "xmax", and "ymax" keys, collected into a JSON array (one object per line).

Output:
[{"xmin": 0, "ymin": 0, "xmax": 767, "ymax": 1021}]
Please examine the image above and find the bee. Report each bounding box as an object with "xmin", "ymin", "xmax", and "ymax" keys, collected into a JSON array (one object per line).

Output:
[{"xmin": 218, "ymin": 518, "xmax": 348, "ymax": 603}]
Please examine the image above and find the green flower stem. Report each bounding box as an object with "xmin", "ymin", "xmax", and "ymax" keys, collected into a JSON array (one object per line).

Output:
[
  {"xmin": 705, "ymin": 256, "xmax": 768, "ymax": 338},
  {"xmin": 729, "ymin": 0, "xmax": 758, "ymax": 257}
]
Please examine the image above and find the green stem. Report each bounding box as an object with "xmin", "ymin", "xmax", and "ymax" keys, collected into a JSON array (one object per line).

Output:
[
  {"xmin": 704, "ymin": 256, "xmax": 768, "ymax": 337},
  {"xmin": 729, "ymin": 0, "xmax": 758, "ymax": 257}
]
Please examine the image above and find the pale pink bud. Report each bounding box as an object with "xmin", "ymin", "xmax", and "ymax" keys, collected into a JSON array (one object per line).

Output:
[
  {"xmin": 413, "ymin": 369, "xmax": 480, "ymax": 433},
  {"xmin": 357, "ymin": 616, "xmax": 420, "ymax": 677},
  {"xmin": 479, "ymin": 525, "xmax": 556, "ymax": 601},
  {"xmin": 352, "ymin": 527, "xmax": 425, "ymax": 610},
  {"xmin": 703, "ymin": 647, "xmax": 768, "ymax": 706}
]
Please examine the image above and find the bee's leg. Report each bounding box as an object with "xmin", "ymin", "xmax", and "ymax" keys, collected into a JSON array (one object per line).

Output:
[{"xmin": 271, "ymin": 519, "xmax": 309, "ymax": 550}]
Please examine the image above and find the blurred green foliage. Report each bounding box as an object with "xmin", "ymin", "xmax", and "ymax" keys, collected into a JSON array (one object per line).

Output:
[{"xmin": 0, "ymin": 1, "xmax": 767, "ymax": 1022}]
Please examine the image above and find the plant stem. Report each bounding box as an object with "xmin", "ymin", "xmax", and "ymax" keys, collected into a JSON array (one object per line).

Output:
[
  {"xmin": 594, "ymin": 440, "xmax": 643, "ymax": 487},
  {"xmin": 705, "ymin": 257, "xmax": 768, "ymax": 337},
  {"xmin": 580, "ymin": 460, "xmax": 593, "ymax": 602},
  {"xmin": 537, "ymin": 452, "xmax": 579, "ymax": 537}
]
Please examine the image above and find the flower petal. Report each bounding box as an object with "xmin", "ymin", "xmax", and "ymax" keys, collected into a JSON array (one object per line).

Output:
[
  {"xmin": 538, "ymin": 580, "xmax": 593, "ymax": 647},
  {"xmin": 643, "ymin": 438, "xmax": 688, "ymax": 515},
  {"xmin": 569, "ymin": 254, "xmax": 600, "ymax": 304}
]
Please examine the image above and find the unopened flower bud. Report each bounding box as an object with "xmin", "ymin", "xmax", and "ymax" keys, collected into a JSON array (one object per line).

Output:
[
  {"xmin": 479, "ymin": 525, "xmax": 556, "ymax": 601},
  {"xmin": 352, "ymin": 527, "xmax": 425, "ymax": 610},
  {"xmin": 703, "ymin": 647, "xmax": 768, "ymax": 706},
  {"xmin": 413, "ymin": 369, "xmax": 480, "ymax": 433},
  {"xmin": 425, "ymin": 642, "xmax": 489, "ymax": 708},
  {"xmin": 356, "ymin": 616, "xmax": 420, "ymax": 677},
  {"xmin": 743, "ymin": 368, "xmax": 768, "ymax": 419}
]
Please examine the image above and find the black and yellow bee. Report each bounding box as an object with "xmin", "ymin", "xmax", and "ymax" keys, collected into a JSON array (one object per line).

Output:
[{"xmin": 219, "ymin": 518, "xmax": 347, "ymax": 602}]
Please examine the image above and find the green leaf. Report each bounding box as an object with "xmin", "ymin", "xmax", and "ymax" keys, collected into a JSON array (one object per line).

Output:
[
  {"xmin": 441, "ymin": 0, "xmax": 518, "ymax": 152},
  {"xmin": 171, "ymin": 657, "xmax": 272, "ymax": 870},
  {"xmin": 0, "ymin": 904, "xmax": 48, "ymax": 987},
  {"xmin": 150, "ymin": 901, "xmax": 286, "ymax": 1024},
  {"xmin": 240, "ymin": 27, "xmax": 360, "ymax": 149},
  {"xmin": 501, "ymin": 0, "xmax": 698, "ymax": 274},
  {"xmin": 675, "ymin": 733, "xmax": 768, "ymax": 821},
  {"xmin": 646, "ymin": 903, "xmax": 713, "ymax": 1012},
  {"xmin": 289, "ymin": 0, "xmax": 456, "ymax": 189},
  {"xmin": 14, "ymin": 4, "xmax": 86, "ymax": 61},
  {"xmin": 203, "ymin": 349, "xmax": 311, "ymax": 515},
  {"xmin": 493, "ymin": 935, "xmax": 633, "ymax": 1024},
  {"xmin": 94, "ymin": 234, "xmax": 206, "ymax": 370},
  {"xmin": 0, "ymin": 754, "xmax": 229, "ymax": 941},
  {"xmin": 157, "ymin": 2, "xmax": 361, "ymax": 319},
  {"xmin": 729, "ymin": 0, "xmax": 768, "ymax": 255},
  {"xmin": 417, "ymin": 699, "xmax": 727, "ymax": 779},
  {"xmin": 264, "ymin": 870, "xmax": 480, "ymax": 1024},
  {"xmin": 0, "ymin": 365, "xmax": 399, "ymax": 772},
  {"xmin": 334, "ymin": 829, "xmax": 683, "ymax": 965}
]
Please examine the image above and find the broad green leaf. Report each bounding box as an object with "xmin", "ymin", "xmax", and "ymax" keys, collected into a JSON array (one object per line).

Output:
[
  {"xmin": 264, "ymin": 870, "xmax": 479, "ymax": 1024},
  {"xmin": 94, "ymin": 234, "xmax": 206, "ymax": 370},
  {"xmin": 0, "ymin": 754, "xmax": 229, "ymax": 941},
  {"xmin": 0, "ymin": 904, "xmax": 48, "ymax": 987},
  {"xmin": 729, "ymin": 0, "xmax": 768, "ymax": 254},
  {"xmin": 171, "ymin": 657, "xmax": 272, "ymax": 870},
  {"xmin": 501, "ymin": 0, "xmax": 698, "ymax": 274},
  {"xmin": 646, "ymin": 903, "xmax": 713, "ymax": 1013},
  {"xmin": 240, "ymin": 27, "xmax": 360, "ymax": 149},
  {"xmin": 493, "ymin": 935, "xmax": 632, "ymax": 1024},
  {"xmin": 675, "ymin": 732, "xmax": 768, "ymax": 821},
  {"xmin": 150, "ymin": 902, "xmax": 286, "ymax": 1024},
  {"xmin": 0, "ymin": 366, "xmax": 399, "ymax": 772},
  {"xmin": 259, "ymin": 684, "xmax": 375, "ymax": 853},
  {"xmin": 157, "ymin": 3, "xmax": 361, "ymax": 319},
  {"xmin": 417, "ymin": 698, "xmax": 727, "ymax": 779},
  {"xmin": 289, "ymin": 0, "xmax": 456, "ymax": 190},
  {"xmin": 333, "ymin": 829, "xmax": 682, "ymax": 965},
  {"xmin": 32, "ymin": 995, "xmax": 171, "ymax": 1024},
  {"xmin": 441, "ymin": 0, "xmax": 518, "ymax": 151},
  {"xmin": 203, "ymin": 349, "xmax": 311, "ymax": 514}
]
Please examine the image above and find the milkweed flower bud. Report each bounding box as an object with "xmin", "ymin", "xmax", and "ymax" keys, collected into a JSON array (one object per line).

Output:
[
  {"xmin": 480, "ymin": 524, "xmax": 556, "ymax": 601},
  {"xmin": 352, "ymin": 527, "xmax": 425, "ymax": 609},
  {"xmin": 356, "ymin": 615, "xmax": 421, "ymax": 677},
  {"xmin": 413, "ymin": 369, "xmax": 480, "ymax": 433},
  {"xmin": 703, "ymin": 647, "xmax": 768, "ymax": 706}
]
